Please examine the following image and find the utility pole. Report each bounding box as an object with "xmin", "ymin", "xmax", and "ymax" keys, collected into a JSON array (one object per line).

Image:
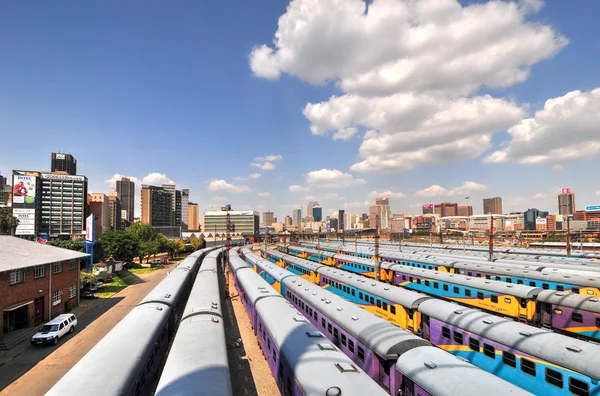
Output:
[
  {"xmin": 488, "ymin": 215, "xmax": 494, "ymax": 262},
  {"xmin": 399, "ymin": 229, "xmax": 403, "ymax": 252},
  {"xmin": 375, "ymin": 215, "xmax": 380, "ymax": 281},
  {"xmin": 566, "ymin": 216, "xmax": 571, "ymax": 258}
]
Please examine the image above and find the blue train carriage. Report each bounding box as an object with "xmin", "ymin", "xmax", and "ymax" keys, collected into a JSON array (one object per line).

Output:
[
  {"xmin": 388, "ymin": 264, "xmax": 543, "ymax": 322},
  {"xmin": 290, "ymin": 244, "xmax": 380, "ymax": 277},
  {"xmin": 537, "ymin": 289, "xmax": 600, "ymax": 342},
  {"xmin": 418, "ymin": 299, "xmax": 600, "ymax": 396},
  {"xmin": 264, "ymin": 249, "xmax": 323, "ymax": 285},
  {"xmin": 393, "ymin": 346, "xmax": 533, "ymax": 396},
  {"xmin": 452, "ymin": 262, "xmax": 600, "ymax": 296}
]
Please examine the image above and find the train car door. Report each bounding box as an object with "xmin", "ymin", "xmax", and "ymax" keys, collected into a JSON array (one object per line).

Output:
[{"xmin": 378, "ymin": 357, "xmax": 393, "ymax": 392}]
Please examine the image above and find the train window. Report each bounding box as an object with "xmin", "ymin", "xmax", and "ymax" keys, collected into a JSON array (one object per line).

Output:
[
  {"xmin": 545, "ymin": 368, "xmax": 563, "ymax": 389},
  {"xmin": 348, "ymin": 339, "xmax": 355, "ymax": 353},
  {"xmin": 596, "ymin": 318, "xmax": 600, "ymax": 328},
  {"xmin": 542, "ymin": 283, "xmax": 550, "ymax": 290},
  {"xmin": 453, "ymin": 331, "xmax": 463, "ymax": 345},
  {"xmin": 410, "ymin": 277, "xmax": 414, "ymax": 282},
  {"xmin": 286, "ymin": 379, "xmax": 293, "ymax": 396},
  {"xmin": 469, "ymin": 338, "xmax": 480, "ymax": 352},
  {"xmin": 483, "ymin": 344, "xmax": 495, "ymax": 359},
  {"xmin": 370, "ymin": 297, "xmax": 375, "ymax": 304},
  {"xmin": 358, "ymin": 346, "xmax": 365, "ymax": 362},
  {"xmin": 572, "ymin": 288, "xmax": 580, "ymax": 294},
  {"xmin": 529, "ymin": 281, "xmax": 536, "ymax": 287},
  {"xmin": 520, "ymin": 298, "xmax": 527, "ymax": 308},
  {"xmin": 359, "ymin": 292, "xmax": 364, "ymax": 300},
  {"xmin": 465, "ymin": 289, "xmax": 471, "ymax": 297},
  {"xmin": 334, "ymin": 328, "xmax": 339, "ymax": 340},
  {"xmin": 377, "ymin": 300, "xmax": 382, "ymax": 308},
  {"xmin": 521, "ymin": 358, "xmax": 536, "ymax": 377},
  {"xmin": 569, "ymin": 377, "xmax": 590, "ymax": 396},
  {"xmin": 433, "ymin": 283, "xmax": 439, "ymax": 289},
  {"xmin": 417, "ymin": 279, "xmax": 421, "ymax": 284},
  {"xmin": 502, "ymin": 351, "xmax": 517, "ymax": 368},
  {"xmin": 314, "ymin": 311, "xmax": 317, "ymax": 320},
  {"xmin": 273, "ymin": 350, "xmax": 277, "ymax": 362},
  {"xmin": 267, "ymin": 339, "xmax": 271, "ymax": 351},
  {"xmin": 477, "ymin": 292, "xmax": 484, "ymax": 300},
  {"xmin": 453, "ymin": 286, "xmax": 459, "ymax": 294},
  {"xmin": 309, "ymin": 308, "xmax": 313, "ymax": 316},
  {"xmin": 382, "ymin": 302, "xmax": 388, "ymax": 311},
  {"xmin": 468, "ymin": 272, "xmax": 473, "ymax": 276},
  {"xmin": 341, "ymin": 334, "xmax": 347, "ymax": 346},
  {"xmin": 557, "ymin": 285, "xmax": 564, "ymax": 291},
  {"xmin": 443, "ymin": 284, "xmax": 449, "ymax": 291},
  {"xmin": 425, "ymin": 280, "xmax": 430, "ymax": 286},
  {"xmin": 351, "ymin": 289, "xmax": 355, "ymax": 296},
  {"xmin": 486, "ymin": 275, "xmax": 491, "ymax": 280},
  {"xmin": 476, "ymin": 273, "xmax": 481, "ymax": 278},
  {"xmin": 504, "ymin": 297, "xmax": 512, "ymax": 304},
  {"xmin": 322, "ymin": 318, "xmax": 326, "ymax": 328},
  {"xmin": 442, "ymin": 327, "xmax": 451, "ymax": 339},
  {"xmin": 402, "ymin": 275, "xmax": 407, "ymax": 281},
  {"xmin": 554, "ymin": 309, "xmax": 563, "ymax": 315},
  {"xmin": 328, "ymin": 323, "xmax": 332, "ymax": 334},
  {"xmin": 390, "ymin": 306, "xmax": 396, "ymax": 315},
  {"xmin": 572, "ymin": 312, "xmax": 584, "ymax": 323},
  {"xmin": 517, "ymin": 280, "xmax": 524, "ymax": 285},
  {"xmin": 491, "ymin": 295, "xmax": 498, "ymax": 303}
]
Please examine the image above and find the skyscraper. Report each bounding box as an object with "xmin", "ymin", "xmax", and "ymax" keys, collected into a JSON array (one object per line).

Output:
[
  {"xmin": 263, "ymin": 211, "xmax": 274, "ymax": 226},
  {"xmin": 307, "ymin": 201, "xmax": 319, "ymax": 217},
  {"xmin": 116, "ymin": 177, "xmax": 135, "ymax": 223},
  {"xmin": 313, "ymin": 206, "xmax": 323, "ymax": 222},
  {"xmin": 558, "ymin": 189, "xmax": 576, "ymax": 215},
  {"xmin": 181, "ymin": 189, "xmax": 190, "ymax": 231},
  {"xmin": 338, "ymin": 209, "xmax": 345, "ymax": 230},
  {"xmin": 434, "ymin": 202, "xmax": 458, "ymax": 217},
  {"xmin": 107, "ymin": 189, "xmax": 121, "ymax": 230},
  {"xmin": 284, "ymin": 216, "xmax": 293, "ymax": 226},
  {"xmin": 292, "ymin": 209, "xmax": 302, "ymax": 226},
  {"xmin": 51, "ymin": 152, "xmax": 77, "ymax": 175},
  {"xmin": 375, "ymin": 197, "xmax": 391, "ymax": 228},
  {"xmin": 483, "ymin": 197, "xmax": 503, "ymax": 215},
  {"xmin": 141, "ymin": 185, "xmax": 173, "ymax": 227},
  {"xmin": 188, "ymin": 202, "xmax": 200, "ymax": 231}
]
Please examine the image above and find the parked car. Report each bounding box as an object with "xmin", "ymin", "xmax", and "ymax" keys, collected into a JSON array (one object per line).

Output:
[
  {"xmin": 81, "ymin": 290, "xmax": 98, "ymax": 299},
  {"xmin": 30, "ymin": 314, "xmax": 78, "ymax": 346}
]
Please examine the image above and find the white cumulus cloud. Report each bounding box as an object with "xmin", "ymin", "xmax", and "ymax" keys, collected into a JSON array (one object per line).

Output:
[
  {"xmin": 289, "ymin": 185, "xmax": 310, "ymax": 193},
  {"xmin": 207, "ymin": 180, "xmax": 251, "ymax": 193},
  {"xmin": 369, "ymin": 190, "xmax": 406, "ymax": 198},
  {"xmin": 485, "ymin": 88, "xmax": 600, "ymax": 166},
  {"xmin": 306, "ymin": 169, "xmax": 366, "ymax": 189},
  {"xmin": 258, "ymin": 192, "xmax": 271, "ymax": 197},
  {"xmin": 251, "ymin": 162, "xmax": 276, "ymax": 171},
  {"xmin": 233, "ymin": 173, "xmax": 262, "ymax": 181},
  {"xmin": 250, "ymin": 0, "xmax": 567, "ymax": 172},
  {"xmin": 255, "ymin": 154, "xmax": 283, "ymax": 162},
  {"xmin": 415, "ymin": 181, "xmax": 487, "ymax": 197}
]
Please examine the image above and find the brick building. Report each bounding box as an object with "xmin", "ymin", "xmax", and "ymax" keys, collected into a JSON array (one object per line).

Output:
[{"xmin": 0, "ymin": 236, "xmax": 87, "ymax": 340}]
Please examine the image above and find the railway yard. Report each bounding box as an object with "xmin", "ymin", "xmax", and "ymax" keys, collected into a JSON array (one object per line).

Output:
[{"xmin": 19, "ymin": 240, "xmax": 600, "ymax": 395}]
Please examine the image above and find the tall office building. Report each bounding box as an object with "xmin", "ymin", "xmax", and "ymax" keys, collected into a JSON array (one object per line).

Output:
[
  {"xmin": 141, "ymin": 185, "xmax": 173, "ymax": 227},
  {"xmin": 50, "ymin": 152, "xmax": 77, "ymax": 175},
  {"xmin": 307, "ymin": 201, "xmax": 319, "ymax": 217},
  {"xmin": 313, "ymin": 206, "xmax": 323, "ymax": 222},
  {"xmin": 203, "ymin": 210, "xmax": 259, "ymax": 239},
  {"xmin": 338, "ymin": 209, "xmax": 345, "ymax": 230},
  {"xmin": 90, "ymin": 193, "xmax": 111, "ymax": 236},
  {"xmin": 116, "ymin": 177, "xmax": 135, "ymax": 222},
  {"xmin": 292, "ymin": 209, "xmax": 302, "ymax": 226},
  {"xmin": 458, "ymin": 205, "xmax": 473, "ymax": 216},
  {"xmin": 181, "ymin": 189, "xmax": 190, "ymax": 231},
  {"xmin": 263, "ymin": 211, "xmax": 274, "ymax": 226},
  {"xmin": 422, "ymin": 204, "xmax": 434, "ymax": 215},
  {"xmin": 369, "ymin": 205, "xmax": 383, "ymax": 228},
  {"xmin": 284, "ymin": 216, "xmax": 293, "ymax": 226},
  {"xmin": 107, "ymin": 190, "xmax": 121, "ymax": 230},
  {"xmin": 161, "ymin": 184, "xmax": 181, "ymax": 228},
  {"xmin": 558, "ymin": 190, "xmax": 576, "ymax": 216},
  {"xmin": 0, "ymin": 172, "xmax": 8, "ymax": 204},
  {"xmin": 483, "ymin": 197, "xmax": 503, "ymax": 215},
  {"xmin": 188, "ymin": 202, "xmax": 200, "ymax": 231},
  {"xmin": 375, "ymin": 197, "xmax": 391, "ymax": 228},
  {"xmin": 434, "ymin": 202, "xmax": 458, "ymax": 217}
]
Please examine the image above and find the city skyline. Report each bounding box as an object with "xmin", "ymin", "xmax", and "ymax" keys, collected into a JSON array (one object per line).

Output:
[{"xmin": 1, "ymin": 1, "xmax": 600, "ymax": 222}]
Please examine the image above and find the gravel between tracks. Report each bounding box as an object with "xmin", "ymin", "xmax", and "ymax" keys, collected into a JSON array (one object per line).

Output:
[{"xmin": 224, "ymin": 271, "xmax": 280, "ymax": 396}]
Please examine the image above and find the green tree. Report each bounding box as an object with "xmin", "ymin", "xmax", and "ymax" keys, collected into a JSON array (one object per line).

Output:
[
  {"xmin": 47, "ymin": 239, "xmax": 85, "ymax": 251},
  {"xmin": 97, "ymin": 230, "xmax": 140, "ymax": 263},
  {"xmin": 170, "ymin": 238, "xmax": 186, "ymax": 258},
  {"xmin": 155, "ymin": 233, "xmax": 170, "ymax": 254},
  {"xmin": 139, "ymin": 240, "xmax": 160, "ymax": 263},
  {"xmin": 126, "ymin": 222, "xmax": 158, "ymax": 243},
  {"xmin": 0, "ymin": 207, "xmax": 19, "ymax": 235},
  {"xmin": 189, "ymin": 235, "xmax": 205, "ymax": 250},
  {"xmin": 120, "ymin": 219, "xmax": 132, "ymax": 230}
]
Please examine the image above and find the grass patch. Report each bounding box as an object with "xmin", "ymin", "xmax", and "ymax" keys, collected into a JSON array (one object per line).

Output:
[
  {"xmin": 96, "ymin": 275, "xmax": 128, "ymax": 299},
  {"xmin": 128, "ymin": 266, "xmax": 162, "ymax": 275}
]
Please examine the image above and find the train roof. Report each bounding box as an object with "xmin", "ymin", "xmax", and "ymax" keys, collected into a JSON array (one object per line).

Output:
[
  {"xmin": 256, "ymin": 296, "xmax": 387, "ymax": 396},
  {"xmin": 388, "ymin": 264, "xmax": 544, "ymax": 298},
  {"xmin": 396, "ymin": 346, "xmax": 533, "ymax": 396},
  {"xmin": 537, "ymin": 290, "xmax": 600, "ymax": 313},
  {"xmin": 235, "ymin": 263, "xmax": 282, "ymax": 305},
  {"xmin": 266, "ymin": 249, "xmax": 326, "ymax": 272},
  {"xmin": 229, "ymin": 250, "xmax": 253, "ymax": 273},
  {"xmin": 418, "ymin": 299, "xmax": 600, "ymax": 380},
  {"xmin": 138, "ymin": 265, "xmax": 196, "ymax": 307},
  {"xmin": 181, "ymin": 249, "xmax": 223, "ymax": 319}
]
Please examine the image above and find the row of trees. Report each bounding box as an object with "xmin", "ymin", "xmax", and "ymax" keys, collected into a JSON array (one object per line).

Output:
[{"xmin": 47, "ymin": 222, "xmax": 205, "ymax": 263}]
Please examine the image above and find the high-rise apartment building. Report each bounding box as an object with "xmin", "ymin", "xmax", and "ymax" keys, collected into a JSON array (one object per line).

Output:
[
  {"xmin": 483, "ymin": 197, "xmax": 503, "ymax": 215},
  {"xmin": 558, "ymin": 190, "xmax": 576, "ymax": 216},
  {"xmin": 292, "ymin": 209, "xmax": 302, "ymax": 226},
  {"xmin": 338, "ymin": 209, "xmax": 345, "ymax": 230},
  {"xmin": 90, "ymin": 193, "xmax": 111, "ymax": 236},
  {"xmin": 50, "ymin": 152, "xmax": 77, "ymax": 175},
  {"xmin": 263, "ymin": 211, "xmax": 274, "ymax": 226},
  {"xmin": 116, "ymin": 177, "xmax": 135, "ymax": 223},
  {"xmin": 181, "ymin": 189, "xmax": 189, "ymax": 231},
  {"xmin": 188, "ymin": 202, "xmax": 200, "ymax": 231},
  {"xmin": 313, "ymin": 206, "xmax": 323, "ymax": 222},
  {"xmin": 434, "ymin": 202, "xmax": 458, "ymax": 217},
  {"xmin": 107, "ymin": 190, "xmax": 121, "ymax": 230},
  {"xmin": 141, "ymin": 185, "xmax": 173, "ymax": 227}
]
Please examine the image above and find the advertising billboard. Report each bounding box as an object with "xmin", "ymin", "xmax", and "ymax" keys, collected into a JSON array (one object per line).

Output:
[
  {"xmin": 85, "ymin": 214, "xmax": 96, "ymax": 242},
  {"xmin": 585, "ymin": 205, "xmax": 600, "ymax": 212},
  {"xmin": 12, "ymin": 175, "xmax": 36, "ymax": 205},
  {"xmin": 536, "ymin": 218, "xmax": 547, "ymax": 225},
  {"xmin": 422, "ymin": 204, "xmax": 434, "ymax": 209},
  {"xmin": 55, "ymin": 153, "xmax": 66, "ymax": 160},
  {"xmin": 13, "ymin": 208, "xmax": 36, "ymax": 235},
  {"xmin": 561, "ymin": 188, "xmax": 571, "ymax": 194}
]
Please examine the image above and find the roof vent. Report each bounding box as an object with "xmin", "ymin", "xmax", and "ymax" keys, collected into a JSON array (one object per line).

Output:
[
  {"xmin": 567, "ymin": 345, "xmax": 582, "ymax": 353},
  {"xmin": 165, "ymin": 293, "xmax": 172, "ymax": 298},
  {"xmin": 384, "ymin": 287, "xmax": 390, "ymax": 290},
  {"xmin": 424, "ymin": 361, "xmax": 437, "ymax": 369},
  {"xmin": 306, "ymin": 331, "xmax": 323, "ymax": 338},
  {"xmin": 156, "ymin": 306, "xmax": 163, "ymax": 311},
  {"xmin": 321, "ymin": 297, "xmax": 327, "ymax": 301},
  {"xmin": 337, "ymin": 307, "xmax": 343, "ymax": 311},
  {"xmin": 318, "ymin": 343, "xmax": 336, "ymax": 351},
  {"xmin": 507, "ymin": 285, "xmax": 514, "ymax": 288},
  {"xmin": 518, "ymin": 330, "xmax": 531, "ymax": 337},
  {"xmin": 326, "ymin": 300, "xmax": 331, "ymax": 304},
  {"xmin": 351, "ymin": 316, "xmax": 358, "ymax": 321},
  {"xmin": 555, "ymin": 292, "xmax": 565, "ymax": 296},
  {"xmin": 293, "ymin": 316, "xmax": 307, "ymax": 323},
  {"xmin": 334, "ymin": 363, "xmax": 358, "ymax": 373},
  {"xmin": 482, "ymin": 319, "xmax": 493, "ymax": 325},
  {"xmin": 590, "ymin": 298, "xmax": 599, "ymax": 302},
  {"xmin": 305, "ymin": 287, "xmax": 309, "ymax": 291},
  {"xmin": 312, "ymin": 292, "xmax": 317, "ymax": 296},
  {"xmin": 453, "ymin": 310, "xmax": 463, "ymax": 315},
  {"xmin": 292, "ymin": 279, "xmax": 297, "ymax": 283},
  {"xmin": 326, "ymin": 386, "xmax": 342, "ymax": 396},
  {"xmin": 211, "ymin": 317, "xmax": 220, "ymax": 323}
]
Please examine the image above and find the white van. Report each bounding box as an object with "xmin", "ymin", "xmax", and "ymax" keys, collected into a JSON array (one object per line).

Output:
[{"xmin": 30, "ymin": 313, "xmax": 78, "ymax": 346}]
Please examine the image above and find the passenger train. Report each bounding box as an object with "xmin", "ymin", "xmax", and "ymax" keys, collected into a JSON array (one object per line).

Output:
[
  {"xmin": 47, "ymin": 247, "xmax": 216, "ymax": 396},
  {"xmin": 238, "ymin": 249, "xmax": 533, "ymax": 396}
]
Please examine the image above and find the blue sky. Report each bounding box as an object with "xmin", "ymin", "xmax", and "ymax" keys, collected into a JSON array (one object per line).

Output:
[{"xmin": 1, "ymin": 0, "xmax": 600, "ymax": 221}]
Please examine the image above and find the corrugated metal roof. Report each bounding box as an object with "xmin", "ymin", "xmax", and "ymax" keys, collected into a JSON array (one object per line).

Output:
[{"xmin": 0, "ymin": 236, "xmax": 89, "ymax": 272}]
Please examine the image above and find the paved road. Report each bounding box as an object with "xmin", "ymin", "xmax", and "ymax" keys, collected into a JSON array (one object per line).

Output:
[{"xmin": 0, "ymin": 266, "xmax": 173, "ymax": 395}]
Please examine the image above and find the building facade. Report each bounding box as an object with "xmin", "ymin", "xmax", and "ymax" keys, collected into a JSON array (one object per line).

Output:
[
  {"xmin": 434, "ymin": 202, "xmax": 458, "ymax": 217},
  {"xmin": 116, "ymin": 177, "xmax": 135, "ymax": 223},
  {"xmin": 468, "ymin": 215, "xmax": 505, "ymax": 232},
  {"xmin": 292, "ymin": 209, "xmax": 302, "ymax": 226},
  {"xmin": 188, "ymin": 202, "xmax": 200, "ymax": 231},
  {"xmin": 483, "ymin": 197, "xmax": 503, "ymax": 215},
  {"xmin": 524, "ymin": 208, "xmax": 548, "ymax": 230},
  {"xmin": 263, "ymin": 211, "xmax": 274, "ymax": 226},
  {"xmin": 202, "ymin": 210, "xmax": 259, "ymax": 240},
  {"xmin": 338, "ymin": 210, "xmax": 345, "ymax": 230},
  {"xmin": 107, "ymin": 190, "xmax": 121, "ymax": 231},
  {"xmin": 504, "ymin": 213, "xmax": 525, "ymax": 231},
  {"xmin": 558, "ymin": 192, "xmax": 576, "ymax": 215},
  {"xmin": 181, "ymin": 189, "xmax": 189, "ymax": 231},
  {"xmin": 0, "ymin": 237, "xmax": 86, "ymax": 340},
  {"xmin": 307, "ymin": 201, "xmax": 318, "ymax": 218},
  {"xmin": 313, "ymin": 206, "xmax": 323, "ymax": 222},
  {"xmin": 141, "ymin": 185, "xmax": 173, "ymax": 227},
  {"xmin": 90, "ymin": 193, "xmax": 111, "ymax": 236},
  {"xmin": 457, "ymin": 205, "xmax": 473, "ymax": 217},
  {"xmin": 284, "ymin": 216, "xmax": 293, "ymax": 226},
  {"xmin": 50, "ymin": 152, "xmax": 77, "ymax": 175}
]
